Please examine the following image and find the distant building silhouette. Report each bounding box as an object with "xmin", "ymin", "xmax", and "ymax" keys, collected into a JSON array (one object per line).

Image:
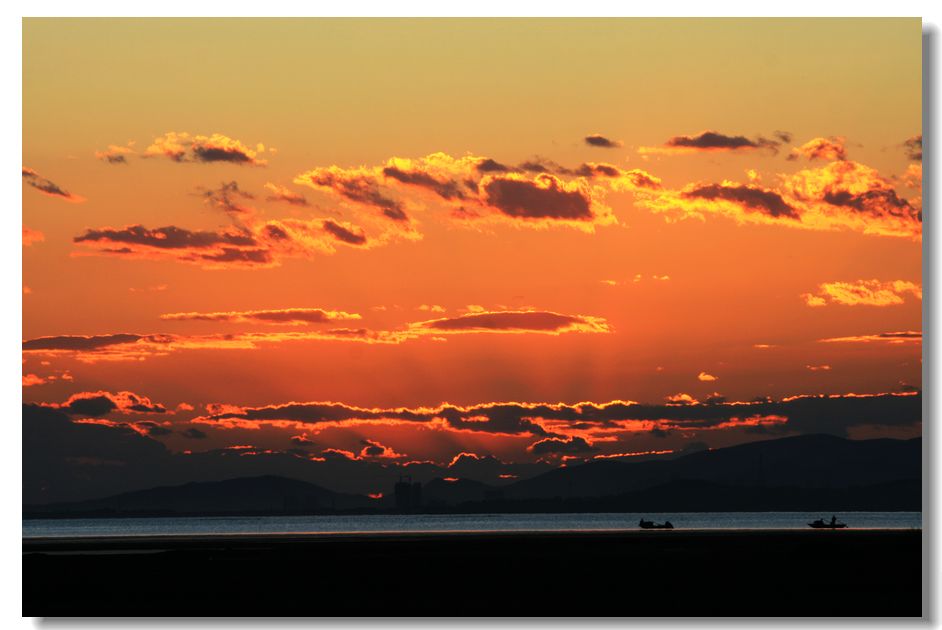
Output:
[{"xmin": 394, "ymin": 475, "xmax": 422, "ymax": 511}]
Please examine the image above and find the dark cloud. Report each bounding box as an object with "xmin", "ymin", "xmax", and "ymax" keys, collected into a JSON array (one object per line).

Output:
[
  {"xmin": 52, "ymin": 391, "xmax": 168, "ymax": 417},
  {"xmin": 903, "ymin": 135, "xmax": 922, "ymax": 161},
  {"xmin": 822, "ymin": 188, "xmax": 917, "ymax": 220},
  {"xmin": 819, "ymin": 330, "xmax": 922, "ymax": 343},
  {"xmin": 181, "ymin": 428, "xmax": 208, "ymax": 439},
  {"xmin": 787, "ymin": 137, "xmax": 847, "ymax": 162},
  {"xmin": 197, "ymin": 248, "xmax": 273, "ymax": 265},
  {"xmin": 517, "ymin": 158, "xmax": 565, "ymax": 174},
  {"xmin": 264, "ymin": 183, "xmax": 309, "ymax": 206},
  {"xmin": 322, "ymin": 219, "xmax": 368, "ymax": 246},
  {"xmin": 683, "ymin": 184, "xmax": 800, "ymax": 219},
  {"xmin": 193, "ymin": 146, "xmax": 252, "ymax": 164},
  {"xmin": 23, "ymin": 334, "xmax": 145, "ymax": 352},
  {"xmin": 383, "ymin": 166, "xmax": 465, "ymax": 200},
  {"xmin": 95, "ymin": 144, "xmax": 136, "ymax": 164},
  {"xmin": 584, "ymin": 134, "xmax": 623, "ymax": 149},
  {"xmin": 200, "ymin": 393, "xmax": 920, "ymax": 440},
  {"xmin": 74, "ymin": 225, "xmax": 257, "ymax": 250},
  {"xmin": 475, "ymin": 158, "xmax": 512, "ymax": 173},
  {"xmin": 262, "ymin": 223, "xmax": 290, "ymax": 241},
  {"xmin": 296, "ymin": 169, "xmax": 408, "ymax": 222},
  {"xmin": 139, "ymin": 422, "xmax": 174, "ymax": 437},
  {"xmin": 570, "ymin": 163, "xmax": 662, "ymax": 189},
  {"xmin": 359, "ymin": 439, "xmax": 391, "ymax": 457},
  {"xmin": 200, "ymin": 181, "xmax": 255, "ymax": 215},
  {"xmin": 417, "ymin": 310, "xmax": 607, "ymax": 334},
  {"xmin": 661, "ymin": 131, "xmax": 780, "ymax": 152},
  {"xmin": 144, "ymin": 132, "xmax": 267, "ymax": 166},
  {"xmin": 161, "ymin": 308, "xmax": 360, "ymax": 325},
  {"xmin": 483, "ymin": 175, "xmax": 593, "ymax": 220},
  {"xmin": 528, "ymin": 436, "xmax": 598, "ymax": 455},
  {"xmin": 572, "ymin": 163, "xmax": 621, "ymax": 177},
  {"xmin": 22, "ymin": 167, "xmax": 84, "ymax": 202},
  {"xmin": 60, "ymin": 395, "xmax": 118, "ymax": 417}
]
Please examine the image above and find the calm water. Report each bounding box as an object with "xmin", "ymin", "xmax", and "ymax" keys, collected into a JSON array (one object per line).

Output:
[{"xmin": 23, "ymin": 511, "xmax": 921, "ymax": 538}]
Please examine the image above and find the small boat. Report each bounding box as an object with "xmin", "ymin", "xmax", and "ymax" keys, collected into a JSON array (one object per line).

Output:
[
  {"xmin": 639, "ymin": 519, "xmax": 674, "ymax": 530},
  {"xmin": 808, "ymin": 518, "xmax": 847, "ymax": 529}
]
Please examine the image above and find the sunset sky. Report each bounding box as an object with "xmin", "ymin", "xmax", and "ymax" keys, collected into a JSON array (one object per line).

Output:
[{"xmin": 22, "ymin": 18, "xmax": 923, "ymax": 501}]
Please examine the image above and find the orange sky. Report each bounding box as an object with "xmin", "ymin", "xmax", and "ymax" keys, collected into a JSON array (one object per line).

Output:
[{"xmin": 22, "ymin": 18, "xmax": 922, "ymax": 483}]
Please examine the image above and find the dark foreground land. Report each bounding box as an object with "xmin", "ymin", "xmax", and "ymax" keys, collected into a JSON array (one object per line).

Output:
[{"xmin": 24, "ymin": 529, "xmax": 922, "ymax": 617}]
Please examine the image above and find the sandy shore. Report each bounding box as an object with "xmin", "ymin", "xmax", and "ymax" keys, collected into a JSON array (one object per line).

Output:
[{"xmin": 24, "ymin": 529, "xmax": 922, "ymax": 616}]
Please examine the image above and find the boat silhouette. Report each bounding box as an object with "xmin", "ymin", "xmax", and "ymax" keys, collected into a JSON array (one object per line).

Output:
[
  {"xmin": 639, "ymin": 518, "xmax": 674, "ymax": 530},
  {"xmin": 808, "ymin": 516, "xmax": 847, "ymax": 529}
]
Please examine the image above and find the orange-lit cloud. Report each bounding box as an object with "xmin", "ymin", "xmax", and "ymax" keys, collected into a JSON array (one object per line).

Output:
[
  {"xmin": 359, "ymin": 439, "xmax": 405, "ymax": 459},
  {"xmin": 787, "ymin": 136, "xmax": 847, "ymax": 162},
  {"xmin": 682, "ymin": 182, "xmax": 800, "ymax": 219},
  {"xmin": 528, "ymin": 435, "xmax": 598, "ymax": 455},
  {"xmin": 806, "ymin": 365, "xmax": 832, "ymax": 371},
  {"xmin": 143, "ymin": 132, "xmax": 268, "ymax": 166},
  {"xmin": 95, "ymin": 142, "xmax": 136, "ymax": 164},
  {"xmin": 23, "ymin": 374, "xmax": 46, "ymax": 387},
  {"xmin": 902, "ymin": 163, "xmax": 922, "ymax": 190},
  {"xmin": 22, "ymin": 330, "xmax": 394, "ymax": 362},
  {"xmin": 49, "ymin": 390, "xmax": 168, "ymax": 417},
  {"xmin": 23, "ymin": 227, "xmax": 44, "ymax": 246},
  {"xmin": 22, "ymin": 167, "xmax": 84, "ymax": 202},
  {"xmin": 294, "ymin": 164, "xmax": 408, "ymax": 221},
  {"xmin": 264, "ymin": 182, "xmax": 309, "ymax": 206},
  {"xmin": 72, "ymin": 224, "xmax": 274, "ymax": 269},
  {"xmin": 71, "ymin": 151, "xmax": 668, "ymax": 270},
  {"xmin": 697, "ymin": 372, "xmax": 718, "ymax": 382},
  {"xmin": 409, "ymin": 310, "xmax": 611, "ymax": 336},
  {"xmin": 190, "ymin": 392, "xmax": 920, "ymax": 440},
  {"xmin": 72, "ymin": 210, "xmax": 382, "ymax": 269},
  {"xmin": 801, "ymin": 279, "xmax": 922, "ymax": 307},
  {"xmin": 566, "ymin": 163, "xmax": 661, "ymax": 190},
  {"xmin": 819, "ymin": 330, "xmax": 921, "ymax": 344},
  {"xmin": 23, "ymin": 308, "xmax": 610, "ymax": 362},
  {"xmin": 159, "ymin": 308, "xmax": 362, "ymax": 325},
  {"xmin": 296, "ymin": 152, "xmax": 658, "ymax": 233},
  {"xmin": 637, "ymin": 159, "xmax": 921, "ymax": 239}
]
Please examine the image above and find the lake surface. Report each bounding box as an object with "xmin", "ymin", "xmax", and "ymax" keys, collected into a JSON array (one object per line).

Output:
[{"xmin": 22, "ymin": 511, "xmax": 921, "ymax": 538}]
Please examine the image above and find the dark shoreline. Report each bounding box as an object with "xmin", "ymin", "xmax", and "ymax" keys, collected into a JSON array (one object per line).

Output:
[{"xmin": 24, "ymin": 529, "xmax": 922, "ymax": 617}]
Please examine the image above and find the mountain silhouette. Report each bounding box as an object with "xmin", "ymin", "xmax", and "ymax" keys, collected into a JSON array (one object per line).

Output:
[
  {"xmin": 24, "ymin": 434, "xmax": 922, "ymax": 516},
  {"xmin": 504, "ymin": 434, "xmax": 920, "ymax": 500},
  {"xmin": 25, "ymin": 475, "xmax": 373, "ymax": 516},
  {"xmin": 420, "ymin": 434, "xmax": 921, "ymax": 509}
]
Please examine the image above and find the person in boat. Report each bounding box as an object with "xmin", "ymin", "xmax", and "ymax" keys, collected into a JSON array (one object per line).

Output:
[{"xmin": 830, "ymin": 515, "xmax": 837, "ymax": 526}]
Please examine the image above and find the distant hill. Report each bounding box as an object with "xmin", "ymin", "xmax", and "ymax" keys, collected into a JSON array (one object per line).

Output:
[
  {"xmin": 423, "ymin": 477, "xmax": 502, "ymax": 506},
  {"xmin": 23, "ymin": 435, "xmax": 923, "ymax": 517},
  {"xmin": 435, "ymin": 479, "xmax": 921, "ymax": 513},
  {"xmin": 505, "ymin": 434, "xmax": 920, "ymax": 499},
  {"xmin": 24, "ymin": 475, "xmax": 374, "ymax": 517},
  {"xmin": 420, "ymin": 434, "xmax": 921, "ymax": 509}
]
